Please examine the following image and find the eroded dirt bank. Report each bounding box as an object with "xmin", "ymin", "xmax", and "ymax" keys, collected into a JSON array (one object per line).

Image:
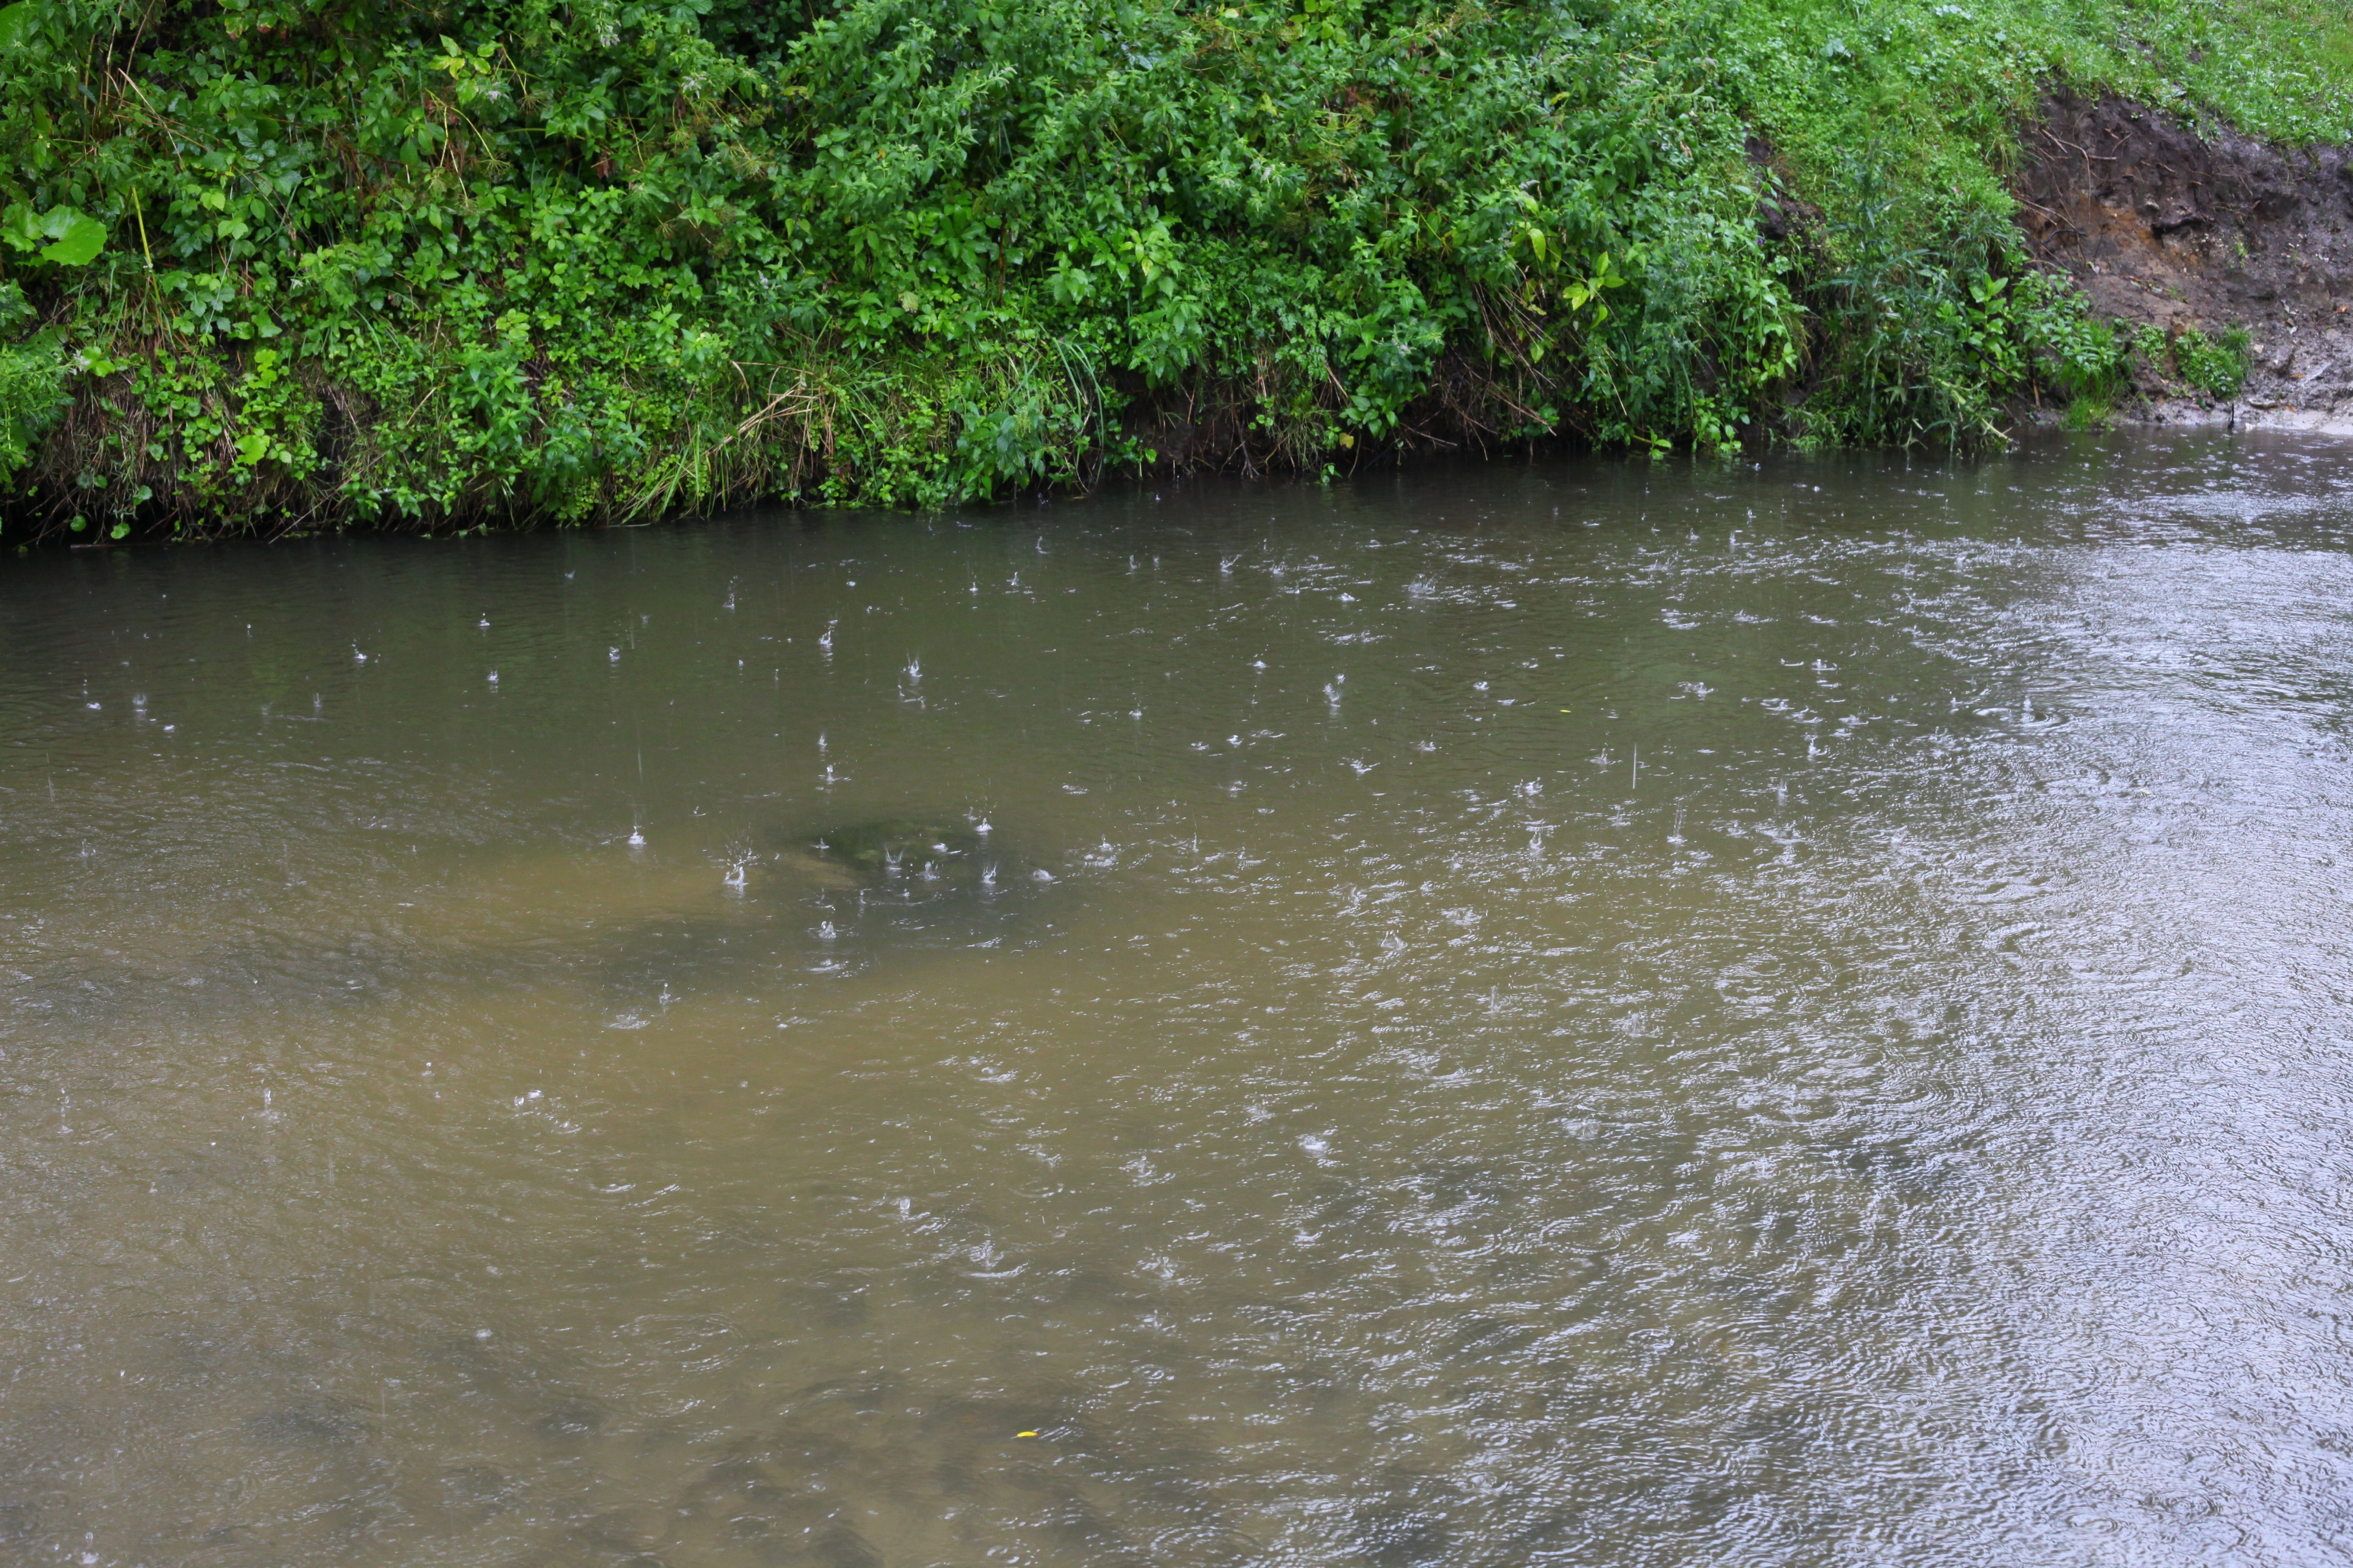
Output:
[{"xmin": 2017, "ymin": 91, "xmax": 2353, "ymax": 428}]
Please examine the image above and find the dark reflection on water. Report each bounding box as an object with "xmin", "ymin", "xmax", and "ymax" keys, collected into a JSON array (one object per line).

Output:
[{"xmin": 3, "ymin": 430, "xmax": 2351, "ymax": 1565}]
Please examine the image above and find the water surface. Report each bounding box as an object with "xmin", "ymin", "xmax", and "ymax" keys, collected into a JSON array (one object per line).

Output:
[{"xmin": 4, "ymin": 432, "xmax": 2351, "ymax": 1566}]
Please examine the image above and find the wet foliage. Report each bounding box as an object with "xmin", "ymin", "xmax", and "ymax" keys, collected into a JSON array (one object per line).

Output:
[{"xmin": 0, "ymin": 0, "xmax": 2346, "ymax": 535}]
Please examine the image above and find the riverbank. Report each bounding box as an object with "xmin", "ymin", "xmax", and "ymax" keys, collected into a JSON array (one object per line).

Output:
[
  {"xmin": 3, "ymin": 0, "xmax": 2352, "ymax": 541},
  {"xmin": 2017, "ymin": 88, "xmax": 2353, "ymax": 431}
]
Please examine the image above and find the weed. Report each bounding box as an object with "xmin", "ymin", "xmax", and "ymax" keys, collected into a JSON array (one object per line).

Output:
[
  {"xmin": 0, "ymin": 0, "xmax": 2344, "ymax": 535},
  {"xmin": 2172, "ymin": 326, "xmax": 2253, "ymax": 397}
]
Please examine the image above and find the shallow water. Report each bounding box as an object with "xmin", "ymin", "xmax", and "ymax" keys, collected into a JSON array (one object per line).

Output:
[{"xmin": 4, "ymin": 431, "xmax": 2351, "ymax": 1566}]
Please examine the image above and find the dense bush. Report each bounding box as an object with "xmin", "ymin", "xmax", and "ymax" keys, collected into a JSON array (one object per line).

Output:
[{"xmin": 0, "ymin": 0, "xmax": 2342, "ymax": 535}]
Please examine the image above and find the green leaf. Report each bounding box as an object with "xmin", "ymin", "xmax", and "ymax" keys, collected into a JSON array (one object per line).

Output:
[
  {"xmin": 0, "ymin": 203, "xmax": 39, "ymax": 255},
  {"xmin": 36, "ymin": 208, "xmax": 104, "ymax": 266},
  {"xmin": 0, "ymin": 2, "xmax": 42, "ymax": 51},
  {"xmin": 235, "ymin": 429, "xmax": 268, "ymax": 466}
]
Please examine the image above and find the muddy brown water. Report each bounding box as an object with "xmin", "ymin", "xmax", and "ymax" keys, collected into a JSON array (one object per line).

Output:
[{"xmin": 4, "ymin": 431, "xmax": 2351, "ymax": 1566}]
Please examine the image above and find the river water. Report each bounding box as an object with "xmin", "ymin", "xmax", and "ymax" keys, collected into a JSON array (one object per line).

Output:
[{"xmin": 2, "ymin": 432, "xmax": 2349, "ymax": 1566}]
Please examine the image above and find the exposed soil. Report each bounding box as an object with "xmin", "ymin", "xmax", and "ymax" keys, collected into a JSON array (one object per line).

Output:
[{"xmin": 2016, "ymin": 91, "xmax": 2353, "ymax": 428}]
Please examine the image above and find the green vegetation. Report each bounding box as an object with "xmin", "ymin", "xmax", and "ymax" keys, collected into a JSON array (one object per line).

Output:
[
  {"xmin": 1, "ymin": 0, "xmax": 2347, "ymax": 536},
  {"xmin": 2164, "ymin": 323, "xmax": 2253, "ymax": 398}
]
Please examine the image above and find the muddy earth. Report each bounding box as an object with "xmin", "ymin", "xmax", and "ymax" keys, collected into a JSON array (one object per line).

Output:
[{"xmin": 2016, "ymin": 90, "xmax": 2353, "ymax": 428}]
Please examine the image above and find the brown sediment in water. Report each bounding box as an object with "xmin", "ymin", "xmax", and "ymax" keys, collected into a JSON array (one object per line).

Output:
[{"xmin": 2015, "ymin": 90, "xmax": 2353, "ymax": 429}]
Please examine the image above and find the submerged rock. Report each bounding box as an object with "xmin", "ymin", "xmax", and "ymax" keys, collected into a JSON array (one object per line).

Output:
[{"xmin": 773, "ymin": 818, "xmax": 1024, "ymax": 910}]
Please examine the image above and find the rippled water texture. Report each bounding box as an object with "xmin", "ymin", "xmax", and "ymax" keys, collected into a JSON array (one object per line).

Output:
[{"xmin": 4, "ymin": 432, "xmax": 2351, "ymax": 1566}]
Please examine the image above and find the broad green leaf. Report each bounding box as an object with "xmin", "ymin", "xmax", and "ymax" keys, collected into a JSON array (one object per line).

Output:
[
  {"xmin": 0, "ymin": 2, "xmax": 41, "ymax": 51},
  {"xmin": 0, "ymin": 203, "xmax": 38, "ymax": 255},
  {"xmin": 37, "ymin": 208, "xmax": 104, "ymax": 266}
]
